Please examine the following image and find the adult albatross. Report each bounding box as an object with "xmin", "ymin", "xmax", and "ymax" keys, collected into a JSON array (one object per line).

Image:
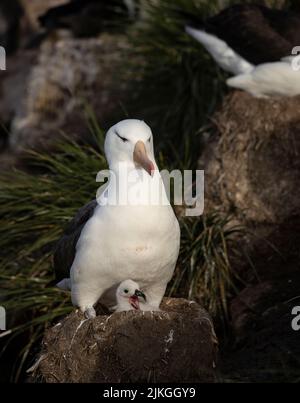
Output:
[
  {"xmin": 53, "ymin": 119, "xmax": 180, "ymax": 318},
  {"xmin": 185, "ymin": 4, "xmax": 300, "ymax": 97}
]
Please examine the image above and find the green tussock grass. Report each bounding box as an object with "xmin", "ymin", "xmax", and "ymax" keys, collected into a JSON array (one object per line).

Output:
[{"xmin": 169, "ymin": 213, "xmax": 243, "ymax": 327}]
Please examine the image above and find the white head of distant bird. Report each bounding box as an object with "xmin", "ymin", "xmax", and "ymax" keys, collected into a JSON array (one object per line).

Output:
[
  {"xmin": 104, "ymin": 119, "xmax": 155, "ymax": 176},
  {"xmin": 115, "ymin": 279, "xmax": 147, "ymax": 312}
]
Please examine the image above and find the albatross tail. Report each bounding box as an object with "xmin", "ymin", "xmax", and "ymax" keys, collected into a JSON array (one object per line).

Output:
[{"xmin": 185, "ymin": 26, "xmax": 254, "ymax": 76}]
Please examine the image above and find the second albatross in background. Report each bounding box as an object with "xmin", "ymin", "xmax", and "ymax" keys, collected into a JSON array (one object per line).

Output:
[{"xmin": 185, "ymin": 3, "xmax": 300, "ymax": 97}]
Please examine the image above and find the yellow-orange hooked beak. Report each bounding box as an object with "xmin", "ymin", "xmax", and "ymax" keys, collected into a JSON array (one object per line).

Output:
[{"xmin": 133, "ymin": 141, "xmax": 155, "ymax": 176}]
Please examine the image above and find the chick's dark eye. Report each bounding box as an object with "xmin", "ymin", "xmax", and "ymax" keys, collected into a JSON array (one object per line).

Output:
[
  {"xmin": 124, "ymin": 289, "xmax": 129, "ymax": 294},
  {"xmin": 115, "ymin": 131, "xmax": 128, "ymax": 142},
  {"xmin": 148, "ymin": 137, "xmax": 151, "ymax": 142}
]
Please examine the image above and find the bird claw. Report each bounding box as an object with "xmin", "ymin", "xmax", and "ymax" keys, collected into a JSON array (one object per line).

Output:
[{"xmin": 84, "ymin": 307, "xmax": 96, "ymax": 319}]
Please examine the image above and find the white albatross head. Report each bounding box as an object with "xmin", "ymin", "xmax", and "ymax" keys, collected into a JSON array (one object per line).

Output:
[
  {"xmin": 116, "ymin": 279, "xmax": 147, "ymax": 311},
  {"xmin": 104, "ymin": 119, "xmax": 155, "ymax": 176}
]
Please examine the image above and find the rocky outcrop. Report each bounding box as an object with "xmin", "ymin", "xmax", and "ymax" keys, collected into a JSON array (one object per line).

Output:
[
  {"xmin": 0, "ymin": 1, "xmax": 134, "ymax": 163},
  {"xmin": 31, "ymin": 298, "xmax": 218, "ymax": 383},
  {"xmin": 10, "ymin": 34, "xmax": 130, "ymax": 153},
  {"xmin": 0, "ymin": 50, "xmax": 37, "ymax": 153}
]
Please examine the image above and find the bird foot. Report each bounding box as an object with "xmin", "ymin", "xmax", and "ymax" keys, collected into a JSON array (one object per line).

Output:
[{"xmin": 84, "ymin": 307, "xmax": 96, "ymax": 319}]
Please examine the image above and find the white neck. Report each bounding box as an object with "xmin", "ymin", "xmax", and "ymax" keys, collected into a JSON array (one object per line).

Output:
[
  {"xmin": 116, "ymin": 297, "xmax": 134, "ymax": 312},
  {"xmin": 99, "ymin": 161, "xmax": 170, "ymax": 207}
]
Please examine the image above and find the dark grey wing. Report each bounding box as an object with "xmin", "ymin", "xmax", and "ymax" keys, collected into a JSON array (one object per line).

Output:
[{"xmin": 53, "ymin": 199, "xmax": 98, "ymax": 283}]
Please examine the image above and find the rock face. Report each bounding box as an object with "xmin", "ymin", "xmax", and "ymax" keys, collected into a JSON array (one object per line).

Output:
[
  {"xmin": 10, "ymin": 34, "xmax": 130, "ymax": 153},
  {"xmin": 0, "ymin": 1, "xmax": 138, "ymax": 164},
  {"xmin": 0, "ymin": 50, "xmax": 37, "ymax": 153},
  {"xmin": 32, "ymin": 298, "xmax": 218, "ymax": 383}
]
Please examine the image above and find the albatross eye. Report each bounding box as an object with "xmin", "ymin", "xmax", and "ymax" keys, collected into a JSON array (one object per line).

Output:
[
  {"xmin": 115, "ymin": 131, "xmax": 128, "ymax": 143},
  {"xmin": 124, "ymin": 289, "xmax": 129, "ymax": 294}
]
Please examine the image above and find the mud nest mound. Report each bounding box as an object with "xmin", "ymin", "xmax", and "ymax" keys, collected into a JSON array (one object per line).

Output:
[
  {"xmin": 30, "ymin": 298, "xmax": 218, "ymax": 383},
  {"xmin": 204, "ymin": 91, "xmax": 300, "ymax": 226}
]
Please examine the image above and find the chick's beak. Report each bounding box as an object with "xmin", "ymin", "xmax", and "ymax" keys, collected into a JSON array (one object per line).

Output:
[
  {"xmin": 134, "ymin": 289, "xmax": 147, "ymax": 302},
  {"xmin": 133, "ymin": 141, "xmax": 155, "ymax": 176}
]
